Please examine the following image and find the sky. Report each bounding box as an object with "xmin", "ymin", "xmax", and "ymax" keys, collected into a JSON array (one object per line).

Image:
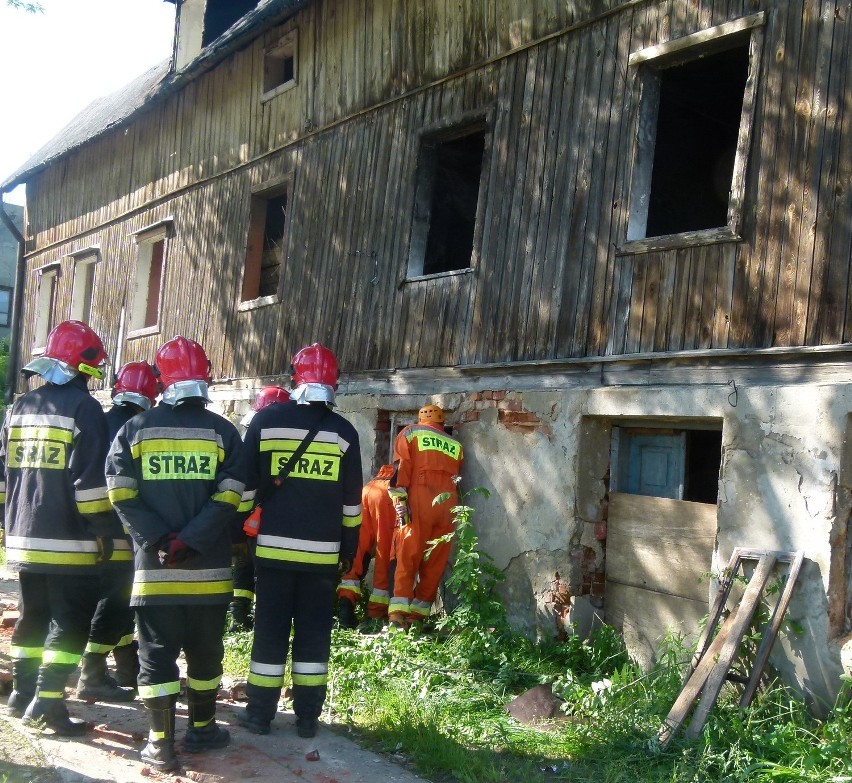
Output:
[{"xmin": 0, "ymin": 0, "xmax": 176, "ymax": 206}]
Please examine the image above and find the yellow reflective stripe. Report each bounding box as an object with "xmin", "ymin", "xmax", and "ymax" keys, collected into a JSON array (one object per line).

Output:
[
  {"xmin": 237, "ymin": 500, "xmax": 254, "ymax": 513},
  {"xmin": 0, "ymin": 492, "xmax": 5, "ymax": 504},
  {"xmin": 368, "ymin": 593, "xmax": 390, "ymax": 606},
  {"xmin": 247, "ymin": 672, "xmax": 285, "ymax": 688},
  {"xmin": 107, "ymin": 550, "xmax": 134, "ymax": 562},
  {"xmin": 255, "ymin": 546, "xmax": 338, "ymax": 565},
  {"xmin": 9, "ymin": 426, "xmax": 73, "ymax": 444},
  {"xmin": 10, "ymin": 645, "xmax": 43, "ymax": 659},
  {"xmin": 85, "ymin": 642, "xmax": 114, "ymax": 654},
  {"xmin": 292, "ymin": 672, "xmax": 328, "ymax": 686},
  {"xmin": 212, "ymin": 490, "xmax": 241, "ymax": 508},
  {"xmin": 259, "ymin": 440, "xmax": 341, "ymax": 456},
  {"xmin": 77, "ymin": 498, "xmax": 113, "ymax": 514},
  {"xmin": 117, "ymin": 634, "xmax": 136, "ymax": 647},
  {"xmin": 7, "ymin": 549, "xmax": 96, "ymax": 566},
  {"xmin": 38, "ymin": 691, "xmax": 64, "ymax": 700},
  {"xmin": 192, "ymin": 716, "xmax": 214, "ymax": 728},
  {"xmin": 138, "ymin": 681, "xmax": 181, "ymax": 699},
  {"xmin": 44, "ymin": 650, "xmax": 82, "ymax": 665},
  {"xmin": 342, "ymin": 513, "xmax": 361, "ymax": 528},
  {"xmin": 187, "ymin": 676, "xmax": 221, "ymax": 691},
  {"xmin": 108, "ymin": 487, "xmax": 138, "ymax": 503},
  {"xmin": 233, "ymin": 588, "xmax": 254, "ymax": 600},
  {"xmin": 388, "ymin": 599, "xmax": 410, "ymax": 614},
  {"xmin": 149, "ymin": 730, "xmax": 167, "ymax": 740},
  {"xmin": 132, "ymin": 580, "xmax": 232, "ymax": 597}
]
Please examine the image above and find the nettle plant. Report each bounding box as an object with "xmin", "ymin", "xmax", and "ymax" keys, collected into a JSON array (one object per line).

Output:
[{"xmin": 425, "ymin": 484, "xmax": 508, "ymax": 635}]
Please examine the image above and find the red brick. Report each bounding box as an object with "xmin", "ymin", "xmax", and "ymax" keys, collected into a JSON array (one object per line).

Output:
[
  {"xmin": 483, "ymin": 390, "xmax": 494, "ymax": 400},
  {"xmin": 2, "ymin": 610, "xmax": 20, "ymax": 628},
  {"xmin": 493, "ymin": 391, "xmax": 507, "ymax": 401}
]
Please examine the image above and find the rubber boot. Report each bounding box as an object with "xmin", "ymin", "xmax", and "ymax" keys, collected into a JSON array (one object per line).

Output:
[
  {"xmin": 7, "ymin": 658, "xmax": 39, "ymax": 717},
  {"xmin": 337, "ymin": 597, "xmax": 358, "ymax": 629},
  {"xmin": 141, "ymin": 695, "xmax": 179, "ymax": 771},
  {"xmin": 23, "ymin": 694, "xmax": 88, "ymax": 736},
  {"xmin": 296, "ymin": 716, "xmax": 318, "ymax": 738},
  {"xmin": 76, "ymin": 652, "xmax": 136, "ymax": 702},
  {"xmin": 184, "ymin": 687, "xmax": 230, "ymax": 752},
  {"xmin": 228, "ymin": 598, "xmax": 253, "ymax": 632},
  {"xmin": 112, "ymin": 641, "xmax": 140, "ymax": 688}
]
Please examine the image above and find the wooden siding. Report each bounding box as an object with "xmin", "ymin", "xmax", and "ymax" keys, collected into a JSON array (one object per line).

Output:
[{"xmin": 15, "ymin": 0, "xmax": 852, "ymax": 383}]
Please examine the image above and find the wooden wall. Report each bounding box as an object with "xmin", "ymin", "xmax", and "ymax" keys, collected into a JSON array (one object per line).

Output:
[{"xmin": 16, "ymin": 0, "xmax": 852, "ymax": 382}]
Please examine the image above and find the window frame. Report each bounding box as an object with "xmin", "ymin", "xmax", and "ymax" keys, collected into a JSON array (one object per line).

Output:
[
  {"xmin": 260, "ymin": 29, "xmax": 298, "ymax": 103},
  {"xmin": 69, "ymin": 248, "xmax": 100, "ymax": 324},
  {"xmin": 127, "ymin": 220, "xmax": 171, "ymax": 338},
  {"xmin": 238, "ymin": 175, "xmax": 293, "ymax": 310},
  {"xmin": 0, "ymin": 284, "xmax": 13, "ymax": 329},
  {"xmin": 32, "ymin": 261, "xmax": 60, "ymax": 353},
  {"xmin": 405, "ymin": 111, "xmax": 492, "ymax": 282},
  {"xmin": 620, "ymin": 12, "xmax": 765, "ymax": 254}
]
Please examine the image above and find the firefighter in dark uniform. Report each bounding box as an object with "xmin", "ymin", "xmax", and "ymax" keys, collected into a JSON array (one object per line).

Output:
[
  {"xmin": 76, "ymin": 361, "xmax": 159, "ymax": 702},
  {"xmin": 229, "ymin": 385, "xmax": 291, "ymax": 633},
  {"xmin": 106, "ymin": 337, "xmax": 244, "ymax": 771},
  {"xmin": 237, "ymin": 344, "xmax": 362, "ymax": 739},
  {"xmin": 0, "ymin": 320, "xmax": 117, "ymax": 736}
]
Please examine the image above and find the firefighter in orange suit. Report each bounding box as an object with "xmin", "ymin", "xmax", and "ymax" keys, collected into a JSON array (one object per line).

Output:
[
  {"xmin": 106, "ymin": 337, "xmax": 245, "ymax": 771},
  {"xmin": 0, "ymin": 320, "xmax": 117, "ymax": 736},
  {"xmin": 387, "ymin": 405, "xmax": 463, "ymax": 628},
  {"xmin": 337, "ymin": 464, "xmax": 397, "ymax": 629}
]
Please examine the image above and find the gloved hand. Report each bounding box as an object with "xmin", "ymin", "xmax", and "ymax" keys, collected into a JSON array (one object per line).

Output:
[
  {"xmin": 95, "ymin": 536, "xmax": 114, "ymax": 564},
  {"xmin": 165, "ymin": 537, "xmax": 192, "ymax": 567},
  {"xmin": 387, "ymin": 487, "xmax": 410, "ymax": 526},
  {"xmin": 337, "ymin": 558, "xmax": 352, "ymax": 578}
]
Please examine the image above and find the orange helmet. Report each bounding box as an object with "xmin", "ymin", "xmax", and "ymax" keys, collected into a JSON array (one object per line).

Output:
[
  {"xmin": 252, "ymin": 385, "xmax": 291, "ymax": 411},
  {"xmin": 418, "ymin": 404, "xmax": 445, "ymax": 424},
  {"xmin": 112, "ymin": 361, "xmax": 159, "ymax": 409},
  {"xmin": 155, "ymin": 336, "xmax": 212, "ymax": 390},
  {"xmin": 290, "ymin": 343, "xmax": 339, "ymax": 389},
  {"xmin": 44, "ymin": 320, "xmax": 108, "ymax": 378}
]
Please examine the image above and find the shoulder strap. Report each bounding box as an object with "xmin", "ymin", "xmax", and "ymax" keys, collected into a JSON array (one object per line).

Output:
[{"xmin": 260, "ymin": 406, "xmax": 331, "ymax": 504}]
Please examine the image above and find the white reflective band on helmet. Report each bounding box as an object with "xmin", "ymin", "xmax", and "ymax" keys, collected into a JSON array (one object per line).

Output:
[
  {"xmin": 162, "ymin": 380, "xmax": 210, "ymax": 405},
  {"xmin": 290, "ymin": 383, "xmax": 335, "ymax": 406},
  {"xmin": 113, "ymin": 391, "xmax": 153, "ymax": 410},
  {"xmin": 21, "ymin": 357, "xmax": 78, "ymax": 385}
]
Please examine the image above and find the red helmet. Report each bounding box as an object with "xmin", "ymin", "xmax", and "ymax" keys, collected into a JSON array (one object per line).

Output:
[
  {"xmin": 252, "ymin": 385, "xmax": 291, "ymax": 411},
  {"xmin": 290, "ymin": 343, "xmax": 339, "ymax": 389},
  {"xmin": 112, "ymin": 361, "xmax": 159, "ymax": 408},
  {"xmin": 155, "ymin": 336, "xmax": 212, "ymax": 390},
  {"xmin": 44, "ymin": 320, "xmax": 108, "ymax": 378}
]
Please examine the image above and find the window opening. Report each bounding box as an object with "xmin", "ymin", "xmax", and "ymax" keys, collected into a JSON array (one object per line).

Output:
[
  {"xmin": 33, "ymin": 267, "xmax": 57, "ymax": 350},
  {"xmin": 613, "ymin": 426, "xmax": 722, "ymax": 503},
  {"xmin": 70, "ymin": 253, "xmax": 98, "ymax": 324},
  {"xmin": 129, "ymin": 227, "xmax": 168, "ymax": 333},
  {"xmin": 262, "ymin": 31, "xmax": 297, "ymax": 99},
  {"xmin": 0, "ymin": 285, "xmax": 12, "ymax": 329},
  {"xmin": 202, "ymin": 0, "xmax": 259, "ymax": 47},
  {"xmin": 242, "ymin": 188, "xmax": 289, "ymax": 302},
  {"xmin": 408, "ymin": 126, "xmax": 486, "ymax": 277}
]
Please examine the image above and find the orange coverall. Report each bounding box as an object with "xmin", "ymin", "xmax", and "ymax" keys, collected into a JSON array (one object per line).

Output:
[
  {"xmin": 336, "ymin": 465, "xmax": 396, "ymax": 619},
  {"xmin": 388, "ymin": 424, "xmax": 463, "ymax": 621}
]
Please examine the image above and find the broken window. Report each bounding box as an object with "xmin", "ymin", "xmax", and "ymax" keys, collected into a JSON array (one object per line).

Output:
[
  {"xmin": 202, "ymin": 0, "xmax": 260, "ymax": 47},
  {"xmin": 262, "ymin": 30, "xmax": 297, "ymax": 101},
  {"xmin": 408, "ymin": 123, "xmax": 487, "ymax": 278},
  {"xmin": 70, "ymin": 251, "xmax": 98, "ymax": 324},
  {"xmin": 33, "ymin": 264, "xmax": 58, "ymax": 350},
  {"xmin": 129, "ymin": 223, "xmax": 170, "ymax": 334},
  {"xmin": 242, "ymin": 185, "xmax": 290, "ymax": 302},
  {"xmin": 612, "ymin": 426, "xmax": 722, "ymax": 503},
  {"xmin": 626, "ymin": 13, "xmax": 764, "ymax": 246}
]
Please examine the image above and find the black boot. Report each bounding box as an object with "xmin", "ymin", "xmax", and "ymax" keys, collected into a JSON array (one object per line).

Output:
[
  {"xmin": 337, "ymin": 597, "xmax": 357, "ymax": 629},
  {"xmin": 296, "ymin": 716, "xmax": 318, "ymax": 738},
  {"xmin": 228, "ymin": 598, "xmax": 253, "ymax": 632},
  {"xmin": 23, "ymin": 695, "xmax": 88, "ymax": 736},
  {"xmin": 7, "ymin": 658, "xmax": 39, "ymax": 717},
  {"xmin": 76, "ymin": 652, "xmax": 136, "ymax": 702},
  {"xmin": 112, "ymin": 641, "xmax": 140, "ymax": 688},
  {"xmin": 141, "ymin": 695, "xmax": 179, "ymax": 771},
  {"xmin": 184, "ymin": 687, "xmax": 230, "ymax": 752}
]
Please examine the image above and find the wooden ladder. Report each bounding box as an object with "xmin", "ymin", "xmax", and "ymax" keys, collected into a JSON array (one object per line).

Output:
[{"xmin": 657, "ymin": 547, "xmax": 804, "ymax": 750}]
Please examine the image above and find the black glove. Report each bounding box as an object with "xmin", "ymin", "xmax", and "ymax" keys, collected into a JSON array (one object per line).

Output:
[
  {"xmin": 338, "ymin": 558, "xmax": 352, "ymax": 578},
  {"xmin": 95, "ymin": 536, "xmax": 114, "ymax": 564}
]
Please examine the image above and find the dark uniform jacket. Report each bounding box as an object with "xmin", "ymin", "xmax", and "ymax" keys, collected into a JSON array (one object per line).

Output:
[
  {"xmin": 240, "ymin": 401, "xmax": 362, "ymax": 574},
  {"xmin": 0, "ymin": 375, "xmax": 122, "ymax": 573},
  {"xmin": 105, "ymin": 401, "xmax": 245, "ymax": 607}
]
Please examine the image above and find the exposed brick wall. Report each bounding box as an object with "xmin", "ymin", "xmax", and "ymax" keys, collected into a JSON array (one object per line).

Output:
[{"xmin": 456, "ymin": 390, "xmax": 552, "ymax": 436}]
